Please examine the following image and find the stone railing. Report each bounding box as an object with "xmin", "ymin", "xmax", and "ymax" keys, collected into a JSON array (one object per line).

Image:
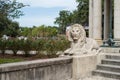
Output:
[
  {"xmin": 0, "ymin": 57, "xmax": 72, "ymax": 80},
  {"xmin": 0, "ymin": 54, "xmax": 106, "ymax": 80}
]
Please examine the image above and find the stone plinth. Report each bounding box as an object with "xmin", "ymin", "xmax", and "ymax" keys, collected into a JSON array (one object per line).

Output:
[{"xmin": 72, "ymin": 54, "xmax": 105, "ymax": 80}]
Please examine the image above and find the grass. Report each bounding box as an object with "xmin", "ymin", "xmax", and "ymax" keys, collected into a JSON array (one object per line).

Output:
[
  {"xmin": 0, "ymin": 53, "xmax": 59, "ymax": 64},
  {"xmin": 0, "ymin": 58, "xmax": 23, "ymax": 64}
]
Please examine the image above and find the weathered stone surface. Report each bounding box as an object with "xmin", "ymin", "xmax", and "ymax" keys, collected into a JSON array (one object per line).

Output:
[
  {"xmin": 101, "ymin": 47, "xmax": 120, "ymax": 53},
  {"xmin": 72, "ymin": 53, "xmax": 105, "ymax": 80},
  {"xmin": 93, "ymin": 53, "xmax": 120, "ymax": 79},
  {"xmin": 64, "ymin": 24, "xmax": 100, "ymax": 55},
  {"xmin": 89, "ymin": 0, "xmax": 102, "ymax": 41},
  {"xmin": 0, "ymin": 57, "xmax": 72, "ymax": 80}
]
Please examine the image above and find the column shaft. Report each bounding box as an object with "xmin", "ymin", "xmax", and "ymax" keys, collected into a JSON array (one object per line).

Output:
[
  {"xmin": 89, "ymin": 0, "xmax": 93, "ymax": 38},
  {"xmin": 114, "ymin": 0, "xmax": 120, "ymax": 40},
  {"xmin": 93, "ymin": 0, "xmax": 102, "ymax": 40},
  {"xmin": 104, "ymin": 0, "xmax": 110, "ymax": 40}
]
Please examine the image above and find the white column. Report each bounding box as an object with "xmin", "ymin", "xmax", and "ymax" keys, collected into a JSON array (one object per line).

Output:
[
  {"xmin": 104, "ymin": 0, "xmax": 110, "ymax": 40},
  {"xmin": 93, "ymin": 0, "xmax": 102, "ymax": 40},
  {"xmin": 114, "ymin": 0, "xmax": 120, "ymax": 40},
  {"xmin": 89, "ymin": 0, "xmax": 93, "ymax": 38}
]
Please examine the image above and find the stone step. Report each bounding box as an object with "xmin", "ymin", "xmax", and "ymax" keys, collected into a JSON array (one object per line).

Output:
[
  {"xmin": 102, "ymin": 59, "xmax": 120, "ymax": 66},
  {"xmin": 97, "ymin": 64, "xmax": 120, "ymax": 73},
  {"xmin": 92, "ymin": 70, "xmax": 120, "ymax": 79},
  {"xmin": 106, "ymin": 54, "xmax": 120, "ymax": 60}
]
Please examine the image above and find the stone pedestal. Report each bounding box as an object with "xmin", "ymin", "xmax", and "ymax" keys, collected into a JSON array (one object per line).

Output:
[{"xmin": 72, "ymin": 54, "xmax": 105, "ymax": 80}]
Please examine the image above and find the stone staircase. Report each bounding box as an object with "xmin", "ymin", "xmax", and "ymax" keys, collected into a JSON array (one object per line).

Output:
[{"xmin": 92, "ymin": 53, "xmax": 120, "ymax": 79}]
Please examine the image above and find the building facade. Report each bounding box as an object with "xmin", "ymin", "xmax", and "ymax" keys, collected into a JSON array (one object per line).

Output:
[{"xmin": 89, "ymin": 0, "xmax": 120, "ymax": 45}]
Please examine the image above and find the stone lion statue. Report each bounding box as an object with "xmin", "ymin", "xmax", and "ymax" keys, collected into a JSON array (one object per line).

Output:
[{"xmin": 63, "ymin": 24, "xmax": 100, "ymax": 55}]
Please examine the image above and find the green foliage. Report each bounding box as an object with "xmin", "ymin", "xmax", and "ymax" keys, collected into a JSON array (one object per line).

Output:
[
  {"xmin": 20, "ymin": 27, "xmax": 32, "ymax": 37},
  {"xmin": 44, "ymin": 39, "xmax": 58, "ymax": 55},
  {"xmin": 19, "ymin": 25, "xmax": 58, "ymax": 38},
  {"xmin": 32, "ymin": 25, "xmax": 58, "ymax": 37},
  {"xmin": 32, "ymin": 25, "xmax": 46, "ymax": 37},
  {"xmin": 54, "ymin": 10, "xmax": 72, "ymax": 34},
  {"xmin": 54, "ymin": 0, "xmax": 89, "ymax": 33},
  {"xmin": 3, "ymin": 21, "xmax": 20, "ymax": 37},
  {"xmin": 56, "ymin": 38, "xmax": 70, "ymax": 51},
  {"xmin": 0, "ymin": 37, "xmax": 70, "ymax": 57},
  {"xmin": 7, "ymin": 39, "xmax": 20, "ymax": 55},
  {"xmin": 0, "ymin": 18, "xmax": 20, "ymax": 37},
  {"xmin": 44, "ymin": 38, "xmax": 70, "ymax": 57},
  {"xmin": 0, "ymin": 0, "xmax": 26, "ymax": 37},
  {"xmin": 46, "ymin": 26, "xmax": 58, "ymax": 37},
  {"xmin": 19, "ymin": 39, "xmax": 32, "ymax": 57},
  {"xmin": 0, "ymin": 58, "xmax": 23, "ymax": 64},
  {"xmin": 0, "ymin": 39, "xmax": 7, "ymax": 55},
  {"xmin": 0, "ymin": 0, "xmax": 26, "ymax": 19},
  {"xmin": 74, "ymin": 0, "xmax": 89, "ymax": 25},
  {"xmin": 31, "ymin": 39, "xmax": 45, "ymax": 53}
]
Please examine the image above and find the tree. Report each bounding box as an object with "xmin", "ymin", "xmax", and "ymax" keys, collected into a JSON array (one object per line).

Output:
[
  {"xmin": 20, "ymin": 27, "xmax": 32, "ymax": 37},
  {"xmin": 46, "ymin": 26, "xmax": 58, "ymax": 37},
  {"xmin": 75, "ymin": 0, "xmax": 89, "ymax": 25},
  {"xmin": 0, "ymin": 0, "xmax": 26, "ymax": 37},
  {"xmin": 32, "ymin": 25, "xmax": 58, "ymax": 37},
  {"xmin": 0, "ymin": 0, "xmax": 26, "ymax": 19},
  {"xmin": 4, "ymin": 21, "xmax": 19, "ymax": 37},
  {"xmin": 0, "ymin": 16, "xmax": 20, "ymax": 37},
  {"xmin": 54, "ymin": 10, "xmax": 72, "ymax": 34},
  {"xmin": 54, "ymin": 0, "xmax": 89, "ymax": 34}
]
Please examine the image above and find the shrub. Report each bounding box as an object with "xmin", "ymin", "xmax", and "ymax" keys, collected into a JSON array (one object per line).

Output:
[
  {"xmin": 0, "ymin": 39, "xmax": 7, "ymax": 55},
  {"xmin": 44, "ymin": 39, "xmax": 57, "ymax": 56},
  {"xmin": 7, "ymin": 39, "xmax": 20, "ymax": 55},
  {"xmin": 31, "ymin": 39, "xmax": 45, "ymax": 54},
  {"xmin": 56, "ymin": 38, "xmax": 70, "ymax": 51},
  {"xmin": 0, "ymin": 37, "xmax": 70, "ymax": 58},
  {"xmin": 43, "ymin": 38, "xmax": 70, "ymax": 57},
  {"xmin": 18, "ymin": 39, "xmax": 32, "ymax": 57}
]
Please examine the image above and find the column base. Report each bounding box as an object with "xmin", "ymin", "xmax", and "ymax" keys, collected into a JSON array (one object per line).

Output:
[
  {"xmin": 114, "ymin": 38, "xmax": 120, "ymax": 46},
  {"xmin": 95, "ymin": 39, "xmax": 103, "ymax": 46}
]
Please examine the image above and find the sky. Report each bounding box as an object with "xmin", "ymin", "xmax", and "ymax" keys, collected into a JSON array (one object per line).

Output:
[{"xmin": 15, "ymin": 0, "xmax": 78, "ymax": 27}]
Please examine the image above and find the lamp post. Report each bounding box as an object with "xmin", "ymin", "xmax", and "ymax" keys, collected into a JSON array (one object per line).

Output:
[{"xmin": 103, "ymin": 0, "xmax": 115, "ymax": 47}]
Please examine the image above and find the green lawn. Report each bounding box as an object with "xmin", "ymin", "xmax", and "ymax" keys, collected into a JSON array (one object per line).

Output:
[{"xmin": 0, "ymin": 58, "xmax": 23, "ymax": 64}]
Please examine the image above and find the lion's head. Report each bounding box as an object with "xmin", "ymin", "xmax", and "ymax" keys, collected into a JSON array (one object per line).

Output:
[{"xmin": 68, "ymin": 24, "xmax": 86, "ymax": 43}]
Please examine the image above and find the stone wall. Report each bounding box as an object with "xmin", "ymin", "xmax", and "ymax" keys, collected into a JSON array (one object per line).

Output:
[{"xmin": 0, "ymin": 57, "xmax": 72, "ymax": 80}]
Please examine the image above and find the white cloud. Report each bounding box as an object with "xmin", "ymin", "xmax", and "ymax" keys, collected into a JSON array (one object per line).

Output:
[
  {"xmin": 17, "ymin": 0, "xmax": 78, "ymax": 11},
  {"xmin": 15, "ymin": 0, "xmax": 78, "ymax": 27},
  {"xmin": 16, "ymin": 16, "xmax": 56, "ymax": 27}
]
